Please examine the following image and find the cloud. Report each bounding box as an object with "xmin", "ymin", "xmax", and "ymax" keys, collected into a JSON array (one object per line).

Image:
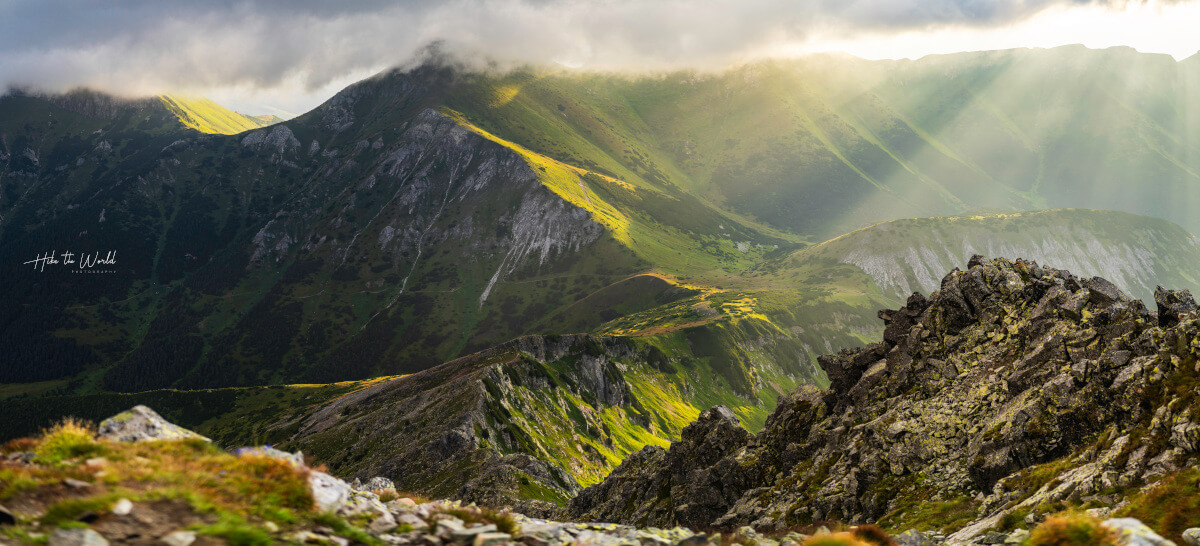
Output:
[{"xmin": 0, "ymin": 0, "xmax": 1185, "ymax": 112}]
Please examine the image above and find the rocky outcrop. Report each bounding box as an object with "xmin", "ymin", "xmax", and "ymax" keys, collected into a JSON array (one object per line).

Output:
[
  {"xmin": 96, "ymin": 405, "xmax": 210, "ymax": 443},
  {"xmin": 570, "ymin": 256, "xmax": 1200, "ymax": 539},
  {"xmin": 569, "ymin": 406, "xmax": 750, "ymax": 528}
]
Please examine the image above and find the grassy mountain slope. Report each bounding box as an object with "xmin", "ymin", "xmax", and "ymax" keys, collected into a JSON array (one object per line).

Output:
[
  {"xmin": 0, "ymin": 71, "xmax": 808, "ymax": 398},
  {"xmin": 157, "ymin": 95, "xmax": 280, "ymax": 134},
  {"xmin": 429, "ymin": 46, "xmax": 1200, "ymax": 240}
]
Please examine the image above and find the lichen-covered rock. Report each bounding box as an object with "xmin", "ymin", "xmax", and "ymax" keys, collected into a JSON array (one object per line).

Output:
[
  {"xmin": 1154, "ymin": 286, "xmax": 1197, "ymax": 327},
  {"xmin": 352, "ymin": 476, "xmax": 397, "ymax": 491},
  {"xmin": 95, "ymin": 406, "xmax": 210, "ymax": 443},
  {"xmin": 1104, "ymin": 518, "xmax": 1176, "ymax": 546}
]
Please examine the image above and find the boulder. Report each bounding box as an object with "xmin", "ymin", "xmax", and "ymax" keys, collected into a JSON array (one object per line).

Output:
[
  {"xmin": 160, "ymin": 530, "xmax": 197, "ymax": 546},
  {"xmin": 352, "ymin": 476, "xmax": 397, "ymax": 491},
  {"xmin": 310, "ymin": 470, "xmax": 352, "ymax": 512},
  {"xmin": 1103, "ymin": 518, "xmax": 1176, "ymax": 546},
  {"xmin": 95, "ymin": 406, "xmax": 209, "ymax": 443},
  {"xmin": 1154, "ymin": 286, "xmax": 1197, "ymax": 327}
]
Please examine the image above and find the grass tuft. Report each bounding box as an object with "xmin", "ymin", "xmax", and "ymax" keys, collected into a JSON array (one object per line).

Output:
[
  {"xmin": 1027, "ymin": 513, "xmax": 1119, "ymax": 546},
  {"xmin": 36, "ymin": 418, "xmax": 104, "ymax": 464}
]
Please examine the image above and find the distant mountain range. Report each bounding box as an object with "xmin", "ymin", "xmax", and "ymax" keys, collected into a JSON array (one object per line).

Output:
[{"xmin": 3, "ymin": 46, "xmax": 1200, "ymax": 472}]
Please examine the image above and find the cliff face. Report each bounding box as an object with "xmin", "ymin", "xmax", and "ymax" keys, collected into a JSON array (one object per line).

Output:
[{"xmin": 570, "ymin": 256, "xmax": 1200, "ymax": 539}]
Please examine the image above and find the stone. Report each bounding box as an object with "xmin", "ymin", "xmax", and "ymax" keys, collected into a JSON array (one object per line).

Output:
[
  {"xmin": 159, "ymin": 530, "xmax": 196, "ymax": 546},
  {"xmin": 450, "ymin": 524, "xmax": 499, "ymax": 544},
  {"xmin": 48, "ymin": 528, "xmax": 108, "ymax": 546},
  {"xmin": 436, "ymin": 518, "xmax": 467, "ymax": 539},
  {"xmin": 897, "ymin": 528, "xmax": 931, "ymax": 544},
  {"xmin": 1086, "ymin": 277, "xmax": 1128, "ymax": 306},
  {"xmin": 521, "ymin": 522, "xmax": 563, "ymax": 546},
  {"xmin": 96, "ymin": 406, "xmax": 210, "ymax": 443},
  {"xmin": 472, "ymin": 533, "xmax": 511, "ymax": 546},
  {"xmin": 1181, "ymin": 528, "xmax": 1200, "ymax": 546},
  {"xmin": 310, "ymin": 471, "xmax": 352, "ymax": 512},
  {"xmin": 353, "ymin": 476, "xmax": 397, "ymax": 491},
  {"xmin": 1005, "ymin": 530, "xmax": 1030, "ymax": 544},
  {"xmin": 338, "ymin": 492, "xmax": 389, "ymax": 518},
  {"xmin": 0, "ymin": 504, "xmax": 14, "ymax": 525},
  {"xmin": 370, "ymin": 512, "xmax": 399, "ymax": 533},
  {"xmin": 573, "ymin": 530, "xmax": 633, "ymax": 546},
  {"xmin": 63, "ymin": 478, "xmax": 91, "ymax": 489},
  {"xmin": 1155, "ymin": 286, "xmax": 1198, "ymax": 327},
  {"xmin": 112, "ymin": 498, "xmax": 133, "ymax": 516},
  {"xmin": 1103, "ymin": 518, "xmax": 1175, "ymax": 546},
  {"xmin": 397, "ymin": 512, "xmax": 430, "ymax": 531},
  {"xmin": 975, "ymin": 531, "xmax": 1007, "ymax": 544}
]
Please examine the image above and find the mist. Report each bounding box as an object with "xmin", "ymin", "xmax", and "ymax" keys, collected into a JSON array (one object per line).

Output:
[{"xmin": 0, "ymin": 0, "xmax": 1187, "ymax": 114}]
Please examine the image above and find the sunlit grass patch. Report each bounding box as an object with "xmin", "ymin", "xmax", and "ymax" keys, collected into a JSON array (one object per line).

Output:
[{"xmin": 36, "ymin": 417, "xmax": 105, "ymax": 465}]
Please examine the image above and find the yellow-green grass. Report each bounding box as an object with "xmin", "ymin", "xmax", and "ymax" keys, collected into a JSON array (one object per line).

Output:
[{"xmin": 158, "ymin": 95, "xmax": 279, "ymax": 135}]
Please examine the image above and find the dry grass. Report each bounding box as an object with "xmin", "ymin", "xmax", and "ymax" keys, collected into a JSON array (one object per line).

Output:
[
  {"xmin": 1, "ymin": 418, "xmax": 319, "ymax": 543},
  {"xmin": 802, "ymin": 532, "xmax": 874, "ymax": 546},
  {"xmin": 1028, "ymin": 513, "xmax": 1120, "ymax": 546}
]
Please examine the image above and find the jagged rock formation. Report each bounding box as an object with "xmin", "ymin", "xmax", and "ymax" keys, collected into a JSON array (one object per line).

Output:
[
  {"xmin": 570, "ymin": 256, "xmax": 1200, "ymax": 540},
  {"xmin": 569, "ymin": 406, "xmax": 750, "ymax": 529}
]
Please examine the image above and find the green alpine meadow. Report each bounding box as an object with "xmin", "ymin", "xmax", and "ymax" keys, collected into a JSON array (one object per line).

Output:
[{"xmin": 5, "ymin": 1, "xmax": 1200, "ymax": 544}]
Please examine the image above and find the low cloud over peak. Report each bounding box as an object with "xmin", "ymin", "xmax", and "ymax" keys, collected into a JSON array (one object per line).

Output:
[{"xmin": 0, "ymin": 0, "xmax": 1189, "ymax": 114}]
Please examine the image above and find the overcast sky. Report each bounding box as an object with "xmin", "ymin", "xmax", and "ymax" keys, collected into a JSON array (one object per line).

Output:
[{"xmin": 2, "ymin": 0, "xmax": 1198, "ymax": 116}]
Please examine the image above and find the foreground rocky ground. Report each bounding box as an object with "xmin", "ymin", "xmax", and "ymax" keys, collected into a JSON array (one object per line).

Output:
[{"xmin": 1, "ymin": 406, "xmax": 1195, "ymax": 545}]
